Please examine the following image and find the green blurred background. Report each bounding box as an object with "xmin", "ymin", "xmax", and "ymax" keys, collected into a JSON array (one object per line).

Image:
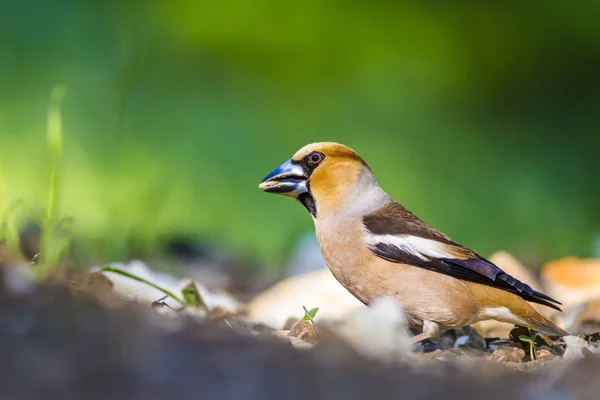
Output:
[{"xmin": 1, "ymin": 0, "xmax": 598, "ymax": 268}]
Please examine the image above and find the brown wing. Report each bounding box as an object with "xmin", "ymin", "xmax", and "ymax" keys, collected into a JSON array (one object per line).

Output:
[{"xmin": 364, "ymin": 203, "xmax": 562, "ymax": 311}]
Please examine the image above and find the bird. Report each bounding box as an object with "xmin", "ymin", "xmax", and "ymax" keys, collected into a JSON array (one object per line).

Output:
[{"xmin": 258, "ymin": 142, "xmax": 568, "ymax": 343}]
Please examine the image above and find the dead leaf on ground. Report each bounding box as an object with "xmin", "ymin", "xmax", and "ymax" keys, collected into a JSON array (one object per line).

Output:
[{"xmin": 489, "ymin": 347, "xmax": 525, "ymax": 363}]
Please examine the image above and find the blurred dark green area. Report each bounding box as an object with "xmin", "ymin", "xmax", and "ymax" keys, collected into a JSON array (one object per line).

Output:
[{"xmin": 0, "ymin": 0, "xmax": 598, "ymax": 268}]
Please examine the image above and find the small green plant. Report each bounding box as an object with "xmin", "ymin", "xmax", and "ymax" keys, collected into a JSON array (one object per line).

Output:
[
  {"xmin": 303, "ymin": 307, "xmax": 319, "ymax": 321},
  {"xmin": 181, "ymin": 281, "xmax": 209, "ymax": 312},
  {"xmin": 0, "ymin": 200, "xmax": 28, "ymax": 254},
  {"xmin": 519, "ymin": 334, "xmax": 537, "ymax": 361},
  {"xmin": 36, "ymin": 85, "xmax": 68, "ymax": 280}
]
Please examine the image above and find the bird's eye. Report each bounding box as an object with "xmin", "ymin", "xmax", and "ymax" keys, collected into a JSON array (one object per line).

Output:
[{"xmin": 309, "ymin": 152, "xmax": 323, "ymax": 164}]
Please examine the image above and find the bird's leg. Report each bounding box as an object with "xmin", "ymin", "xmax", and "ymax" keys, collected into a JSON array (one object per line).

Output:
[
  {"xmin": 412, "ymin": 320, "xmax": 440, "ymax": 344},
  {"xmin": 411, "ymin": 333, "xmax": 431, "ymax": 344}
]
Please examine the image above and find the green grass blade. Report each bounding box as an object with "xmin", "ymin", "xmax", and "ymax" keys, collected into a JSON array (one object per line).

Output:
[
  {"xmin": 37, "ymin": 85, "xmax": 67, "ymax": 279},
  {"xmin": 100, "ymin": 266, "xmax": 187, "ymax": 306}
]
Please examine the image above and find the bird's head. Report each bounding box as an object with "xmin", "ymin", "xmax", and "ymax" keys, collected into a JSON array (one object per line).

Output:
[{"xmin": 259, "ymin": 142, "xmax": 384, "ymax": 218}]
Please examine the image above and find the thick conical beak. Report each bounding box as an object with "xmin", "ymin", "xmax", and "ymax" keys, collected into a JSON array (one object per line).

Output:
[{"xmin": 258, "ymin": 159, "xmax": 308, "ymax": 198}]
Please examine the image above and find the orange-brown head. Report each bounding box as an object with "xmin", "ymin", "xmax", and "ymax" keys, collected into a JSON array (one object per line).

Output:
[{"xmin": 259, "ymin": 142, "xmax": 382, "ymax": 218}]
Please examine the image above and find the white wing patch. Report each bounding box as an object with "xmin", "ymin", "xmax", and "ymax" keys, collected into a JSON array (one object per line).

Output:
[
  {"xmin": 366, "ymin": 234, "xmax": 456, "ymax": 261},
  {"xmin": 479, "ymin": 307, "xmax": 523, "ymax": 325}
]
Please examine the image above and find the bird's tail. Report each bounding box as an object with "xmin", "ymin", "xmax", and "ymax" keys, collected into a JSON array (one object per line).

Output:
[
  {"xmin": 467, "ymin": 282, "xmax": 569, "ymax": 337},
  {"xmin": 524, "ymin": 312, "xmax": 569, "ymax": 337}
]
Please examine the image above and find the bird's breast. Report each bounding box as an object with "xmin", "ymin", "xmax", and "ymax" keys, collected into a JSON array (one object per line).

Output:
[
  {"xmin": 314, "ymin": 217, "xmax": 483, "ymax": 328},
  {"xmin": 314, "ymin": 217, "xmax": 391, "ymax": 305}
]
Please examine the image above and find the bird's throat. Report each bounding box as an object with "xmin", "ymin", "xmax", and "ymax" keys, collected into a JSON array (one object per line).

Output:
[{"xmin": 298, "ymin": 192, "xmax": 317, "ymax": 218}]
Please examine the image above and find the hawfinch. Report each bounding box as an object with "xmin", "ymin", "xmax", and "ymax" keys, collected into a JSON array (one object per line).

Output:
[{"xmin": 259, "ymin": 142, "xmax": 567, "ymax": 342}]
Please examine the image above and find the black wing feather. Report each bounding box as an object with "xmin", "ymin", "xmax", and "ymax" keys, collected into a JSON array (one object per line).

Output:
[{"xmin": 371, "ymin": 243, "xmax": 562, "ymax": 311}]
